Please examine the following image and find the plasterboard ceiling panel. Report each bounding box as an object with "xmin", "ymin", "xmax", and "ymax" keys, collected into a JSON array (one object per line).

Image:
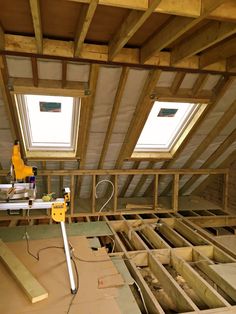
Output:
[
  {"xmin": 203, "ymin": 74, "xmax": 221, "ymax": 90},
  {"xmin": 113, "ymin": 69, "xmax": 149, "ymax": 133},
  {"xmin": 6, "ymin": 56, "xmax": 32, "ymax": 78},
  {"xmin": 157, "ymin": 71, "xmax": 175, "ymax": 87},
  {"xmin": 180, "ymin": 73, "xmax": 198, "ymax": 89},
  {"xmin": 37, "ymin": 59, "xmax": 62, "ymax": 80},
  {"xmin": 67, "ymin": 62, "xmax": 90, "ymax": 82}
]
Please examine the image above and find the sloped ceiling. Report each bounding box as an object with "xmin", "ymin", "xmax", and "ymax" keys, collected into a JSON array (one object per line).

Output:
[{"xmin": 0, "ymin": 1, "xmax": 236, "ymax": 200}]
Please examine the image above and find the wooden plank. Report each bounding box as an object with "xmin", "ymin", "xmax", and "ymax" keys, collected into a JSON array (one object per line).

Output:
[
  {"xmin": 171, "ymin": 253, "xmax": 229, "ymax": 308},
  {"xmin": 61, "ymin": 60, "xmax": 67, "ymax": 88},
  {"xmin": 172, "ymin": 21, "xmax": 236, "ymax": 64},
  {"xmin": 98, "ymin": 67, "xmax": 129, "ymax": 168},
  {"xmin": 108, "ymin": 0, "xmax": 161, "ymax": 60},
  {"xmin": 74, "ymin": 0, "xmax": 98, "ymax": 57},
  {"xmin": 113, "ymin": 175, "xmax": 118, "ymax": 212},
  {"xmin": 142, "ymin": 225, "xmax": 170, "ymax": 249},
  {"xmin": 70, "ymin": 175, "xmax": 75, "ymax": 215},
  {"xmin": 0, "ymin": 239, "xmax": 48, "ymax": 303},
  {"xmin": 29, "ymin": 0, "xmax": 43, "ymax": 53},
  {"xmin": 92, "ymin": 174, "xmax": 96, "ymax": 213},
  {"xmin": 174, "ymin": 220, "xmax": 208, "ymax": 246},
  {"xmin": 11, "ymin": 77, "xmax": 86, "ymax": 97},
  {"xmin": 149, "ymin": 253, "xmax": 197, "ymax": 312},
  {"xmin": 159, "ymin": 224, "xmax": 190, "ymax": 247}
]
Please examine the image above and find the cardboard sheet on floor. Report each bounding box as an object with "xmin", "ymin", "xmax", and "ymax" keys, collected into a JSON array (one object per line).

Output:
[{"xmin": 0, "ymin": 236, "xmax": 123, "ymax": 314}]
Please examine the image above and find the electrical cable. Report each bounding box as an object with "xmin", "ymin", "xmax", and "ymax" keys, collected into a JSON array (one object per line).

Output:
[
  {"xmin": 133, "ymin": 280, "xmax": 148, "ymax": 314},
  {"xmin": 95, "ymin": 179, "xmax": 114, "ymax": 220}
]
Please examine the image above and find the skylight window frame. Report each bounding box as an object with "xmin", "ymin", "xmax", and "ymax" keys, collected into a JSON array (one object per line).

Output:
[
  {"xmin": 14, "ymin": 93, "xmax": 81, "ymax": 159},
  {"xmin": 132, "ymin": 100, "xmax": 208, "ymax": 160}
]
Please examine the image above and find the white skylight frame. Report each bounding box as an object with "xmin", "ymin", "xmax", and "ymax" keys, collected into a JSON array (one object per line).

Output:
[
  {"xmin": 134, "ymin": 101, "xmax": 205, "ymax": 157},
  {"xmin": 15, "ymin": 94, "xmax": 80, "ymax": 157}
]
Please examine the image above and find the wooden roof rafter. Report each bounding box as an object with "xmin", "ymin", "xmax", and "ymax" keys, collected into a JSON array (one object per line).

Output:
[
  {"xmin": 140, "ymin": 0, "xmax": 227, "ymax": 64},
  {"xmin": 108, "ymin": 0, "xmax": 161, "ymax": 60},
  {"xmin": 29, "ymin": 0, "xmax": 43, "ymax": 54},
  {"xmin": 74, "ymin": 0, "xmax": 98, "ymax": 57},
  {"xmin": 0, "ymin": 24, "xmax": 4, "ymax": 51}
]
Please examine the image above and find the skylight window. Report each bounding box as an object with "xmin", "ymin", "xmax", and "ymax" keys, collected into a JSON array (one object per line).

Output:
[
  {"xmin": 134, "ymin": 101, "xmax": 206, "ymax": 157},
  {"xmin": 15, "ymin": 94, "xmax": 80, "ymax": 158}
]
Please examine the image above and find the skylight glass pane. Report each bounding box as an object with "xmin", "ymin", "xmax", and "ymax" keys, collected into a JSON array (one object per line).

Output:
[
  {"xmin": 25, "ymin": 95, "xmax": 73, "ymax": 147},
  {"xmin": 135, "ymin": 101, "xmax": 196, "ymax": 152}
]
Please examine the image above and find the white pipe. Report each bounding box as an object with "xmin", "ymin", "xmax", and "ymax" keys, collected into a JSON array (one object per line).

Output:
[{"xmin": 60, "ymin": 221, "xmax": 77, "ymax": 294}]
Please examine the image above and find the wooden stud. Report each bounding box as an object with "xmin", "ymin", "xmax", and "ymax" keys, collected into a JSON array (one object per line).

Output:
[
  {"xmin": 172, "ymin": 174, "xmax": 179, "ymax": 212},
  {"xmin": 171, "ymin": 21, "xmax": 236, "ymax": 64},
  {"xmin": 108, "ymin": 0, "xmax": 161, "ymax": 60},
  {"xmin": 0, "ymin": 24, "xmax": 5, "ymax": 50},
  {"xmin": 113, "ymin": 175, "xmax": 118, "ymax": 212},
  {"xmin": 98, "ymin": 67, "xmax": 129, "ymax": 168},
  {"xmin": 223, "ymin": 172, "xmax": 229, "ymax": 212},
  {"xmin": 92, "ymin": 174, "xmax": 96, "ymax": 213},
  {"xmin": 0, "ymin": 239, "xmax": 48, "ymax": 303},
  {"xmin": 47, "ymin": 175, "xmax": 51, "ymax": 194},
  {"xmin": 31, "ymin": 57, "xmax": 38, "ymax": 87},
  {"xmin": 29, "ymin": 0, "xmax": 43, "ymax": 53},
  {"xmin": 61, "ymin": 60, "xmax": 67, "ymax": 88},
  {"xmin": 74, "ymin": 0, "xmax": 98, "ymax": 57},
  {"xmin": 153, "ymin": 174, "xmax": 159, "ymax": 210},
  {"xmin": 70, "ymin": 175, "xmax": 75, "ymax": 215}
]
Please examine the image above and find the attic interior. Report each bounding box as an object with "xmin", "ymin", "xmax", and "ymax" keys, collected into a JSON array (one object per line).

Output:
[{"xmin": 1, "ymin": 0, "xmax": 236, "ymax": 313}]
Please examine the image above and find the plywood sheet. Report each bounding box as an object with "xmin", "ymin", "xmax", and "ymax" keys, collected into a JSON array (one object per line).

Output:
[
  {"xmin": 210, "ymin": 263, "xmax": 236, "ymax": 289},
  {"xmin": 0, "ymin": 236, "xmax": 122, "ymax": 314}
]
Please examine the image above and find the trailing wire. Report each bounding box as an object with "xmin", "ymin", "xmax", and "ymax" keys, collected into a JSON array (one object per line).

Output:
[
  {"xmin": 95, "ymin": 179, "xmax": 114, "ymax": 220},
  {"xmin": 133, "ymin": 280, "xmax": 148, "ymax": 314}
]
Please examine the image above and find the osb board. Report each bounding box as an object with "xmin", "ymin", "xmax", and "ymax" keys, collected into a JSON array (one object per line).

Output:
[
  {"xmin": 210, "ymin": 263, "xmax": 236, "ymax": 290},
  {"xmin": 0, "ymin": 236, "xmax": 122, "ymax": 314},
  {"xmin": 214, "ymin": 235, "xmax": 236, "ymax": 254}
]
